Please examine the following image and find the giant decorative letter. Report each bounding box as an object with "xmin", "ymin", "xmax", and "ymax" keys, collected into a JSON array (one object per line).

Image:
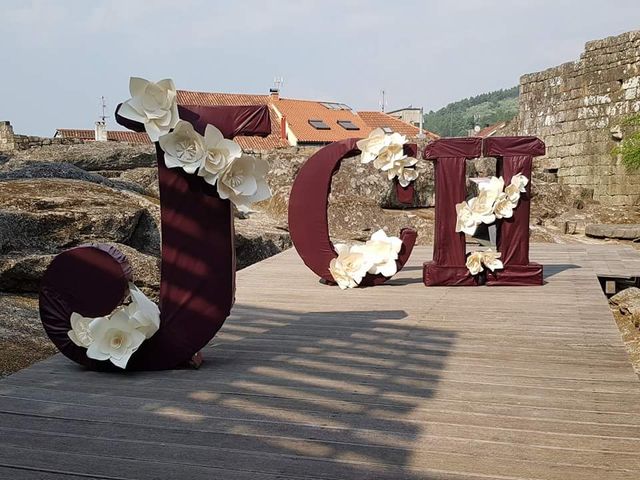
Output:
[{"xmin": 38, "ymin": 102, "xmax": 270, "ymax": 371}]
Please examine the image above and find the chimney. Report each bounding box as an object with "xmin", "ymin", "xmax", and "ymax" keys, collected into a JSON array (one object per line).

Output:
[
  {"xmin": 269, "ymin": 87, "xmax": 279, "ymax": 100},
  {"xmin": 94, "ymin": 120, "xmax": 108, "ymax": 142}
]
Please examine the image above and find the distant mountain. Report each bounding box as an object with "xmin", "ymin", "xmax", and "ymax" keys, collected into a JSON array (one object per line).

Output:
[{"xmin": 424, "ymin": 87, "xmax": 518, "ymax": 137}]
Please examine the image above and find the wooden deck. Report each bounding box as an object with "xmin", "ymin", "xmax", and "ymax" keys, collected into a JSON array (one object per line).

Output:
[{"xmin": 1, "ymin": 244, "xmax": 640, "ymax": 479}]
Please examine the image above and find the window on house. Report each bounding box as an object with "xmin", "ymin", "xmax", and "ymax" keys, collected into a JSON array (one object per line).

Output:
[
  {"xmin": 337, "ymin": 120, "xmax": 360, "ymax": 131},
  {"xmin": 382, "ymin": 127, "xmax": 394, "ymax": 134},
  {"xmin": 308, "ymin": 119, "xmax": 330, "ymax": 130},
  {"xmin": 320, "ymin": 102, "xmax": 352, "ymax": 111}
]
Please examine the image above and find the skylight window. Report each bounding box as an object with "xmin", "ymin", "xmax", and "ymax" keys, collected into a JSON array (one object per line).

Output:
[
  {"xmin": 382, "ymin": 127, "xmax": 394, "ymax": 134},
  {"xmin": 308, "ymin": 119, "xmax": 330, "ymax": 130},
  {"xmin": 320, "ymin": 102, "xmax": 352, "ymax": 111},
  {"xmin": 337, "ymin": 120, "xmax": 360, "ymax": 131}
]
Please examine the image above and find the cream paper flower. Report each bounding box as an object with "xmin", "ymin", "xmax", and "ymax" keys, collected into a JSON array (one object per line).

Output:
[
  {"xmin": 329, "ymin": 244, "xmax": 373, "ymax": 289},
  {"xmin": 466, "ymin": 249, "xmax": 504, "ymax": 276},
  {"xmin": 386, "ymin": 157, "xmax": 419, "ymax": 187},
  {"xmin": 469, "ymin": 176, "xmax": 504, "ymax": 225},
  {"xmin": 68, "ymin": 313, "xmax": 98, "ymax": 348},
  {"xmin": 466, "ymin": 251, "xmax": 484, "ymax": 276},
  {"xmin": 355, "ymin": 229, "xmax": 403, "ymax": 277},
  {"xmin": 481, "ymin": 249, "xmax": 503, "ymax": 272},
  {"xmin": 86, "ymin": 308, "xmax": 146, "ymax": 369},
  {"xmin": 159, "ymin": 120, "xmax": 207, "ymax": 174},
  {"xmin": 493, "ymin": 193, "xmax": 516, "ymax": 219},
  {"xmin": 198, "ymin": 124, "xmax": 243, "ymax": 186},
  {"xmin": 373, "ymin": 133, "xmax": 408, "ymax": 171},
  {"xmin": 217, "ymin": 155, "xmax": 272, "ymax": 212},
  {"xmin": 455, "ymin": 201, "xmax": 480, "ymax": 235},
  {"xmin": 126, "ymin": 283, "xmax": 160, "ymax": 339},
  {"xmin": 356, "ymin": 128, "xmax": 388, "ymax": 164},
  {"xmin": 504, "ymin": 173, "xmax": 529, "ymax": 204},
  {"xmin": 118, "ymin": 77, "xmax": 179, "ymax": 142}
]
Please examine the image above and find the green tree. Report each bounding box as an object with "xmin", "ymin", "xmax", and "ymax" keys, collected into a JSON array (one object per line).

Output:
[{"xmin": 424, "ymin": 86, "xmax": 519, "ymax": 137}]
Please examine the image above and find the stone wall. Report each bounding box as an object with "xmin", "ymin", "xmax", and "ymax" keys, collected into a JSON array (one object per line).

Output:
[
  {"xmin": 518, "ymin": 30, "xmax": 640, "ymax": 206},
  {"xmin": 0, "ymin": 121, "xmax": 85, "ymax": 153}
]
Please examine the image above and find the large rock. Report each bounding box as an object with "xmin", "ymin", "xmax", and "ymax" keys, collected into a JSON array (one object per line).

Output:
[
  {"xmin": 0, "ymin": 179, "xmax": 150, "ymax": 254},
  {"xmin": 585, "ymin": 224, "xmax": 640, "ymax": 240},
  {"xmin": 11, "ymin": 142, "xmax": 156, "ymax": 171},
  {"xmin": 609, "ymin": 287, "xmax": 640, "ymax": 329},
  {"xmin": 234, "ymin": 211, "xmax": 291, "ymax": 270},
  {"xmin": 0, "ymin": 160, "xmax": 147, "ymax": 195},
  {"xmin": 117, "ymin": 167, "xmax": 160, "ymax": 198}
]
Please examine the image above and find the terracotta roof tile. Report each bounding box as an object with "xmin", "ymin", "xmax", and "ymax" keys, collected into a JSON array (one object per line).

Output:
[
  {"xmin": 475, "ymin": 121, "xmax": 507, "ymax": 138},
  {"xmin": 56, "ymin": 129, "xmax": 151, "ymax": 144},
  {"xmin": 273, "ymin": 99, "xmax": 372, "ymax": 143},
  {"xmin": 357, "ymin": 111, "xmax": 439, "ymax": 140},
  {"xmin": 177, "ymin": 90, "xmax": 289, "ymax": 150}
]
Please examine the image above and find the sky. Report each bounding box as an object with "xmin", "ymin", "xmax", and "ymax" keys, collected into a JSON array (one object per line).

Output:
[{"xmin": 2, "ymin": 0, "xmax": 640, "ymax": 136}]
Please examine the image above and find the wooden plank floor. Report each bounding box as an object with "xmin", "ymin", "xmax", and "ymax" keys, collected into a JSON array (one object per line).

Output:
[{"xmin": 1, "ymin": 244, "xmax": 640, "ymax": 479}]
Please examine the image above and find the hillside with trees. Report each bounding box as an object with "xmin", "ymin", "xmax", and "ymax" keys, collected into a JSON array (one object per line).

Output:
[{"xmin": 424, "ymin": 86, "xmax": 519, "ymax": 137}]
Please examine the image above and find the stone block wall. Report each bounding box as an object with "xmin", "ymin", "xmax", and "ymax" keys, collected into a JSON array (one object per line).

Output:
[
  {"xmin": 518, "ymin": 30, "xmax": 640, "ymax": 205},
  {"xmin": 0, "ymin": 121, "xmax": 85, "ymax": 153}
]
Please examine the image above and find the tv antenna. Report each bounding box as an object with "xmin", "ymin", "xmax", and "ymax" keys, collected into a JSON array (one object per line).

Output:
[
  {"xmin": 379, "ymin": 89, "xmax": 387, "ymax": 112},
  {"xmin": 99, "ymin": 96, "xmax": 109, "ymax": 123},
  {"xmin": 273, "ymin": 76, "xmax": 284, "ymax": 92}
]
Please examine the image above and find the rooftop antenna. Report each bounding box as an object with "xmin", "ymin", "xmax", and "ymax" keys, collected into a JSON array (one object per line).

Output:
[
  {"xmin": 273, "ymin": 76, "xmax": 284, "ymax": 92},
  {"xmin": 379, "ymin": 89, "xmax": 387, "ymax": 112},
  {"xmin": 99, "ymin": 96, "xmax": 109, "ymax": 123}
]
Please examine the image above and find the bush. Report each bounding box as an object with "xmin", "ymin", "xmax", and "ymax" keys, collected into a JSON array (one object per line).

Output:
[{"xmin": 613, "ymin": 114, "xmax": 640, "ymax": 171}]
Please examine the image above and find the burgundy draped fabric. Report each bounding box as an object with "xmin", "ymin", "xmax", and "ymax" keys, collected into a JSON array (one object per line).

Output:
[
  {"xmin": 423, "ymin": 138, "xmax": 483, "ymax": 286},
  {"xmin": 39, "ymin": 103, "xmax": 271, "ymax": 371},
  {"xmin": 288, "ymin": 139, "xmax": 417, "ymax": 287},
  {"xmin": 485, "ymin": 136, "xmax": 545, "ymax": 286}
]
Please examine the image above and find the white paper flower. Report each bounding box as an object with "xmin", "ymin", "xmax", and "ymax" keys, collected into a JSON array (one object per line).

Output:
[
  {"xmin": 355, "ymin": 229, "xmax": 403, "ymax": 277},
  {"xmin": 158, "ymin": 120, "xmax": 207, "ymax": 174},
  {"xmin": 126, "ymin": 283, "xmax": 160, "ymax": 339},
  {"xmin": 217, "ymin": 155, "xmax": 271, "ymax": 212},
  {"xmin": 455, "ymin": 201, "xmax": 480, "ymax": 235},
  {"xmin": 198, "ymin": 124, "xmax": 243, "ymax": 186},
  {"xmin": 493, "ymin": 193, "xmax": 517, "ymax": 219},
  {"xmin": 386, "ymin": 157, "xmax": 419, "ymax": 187},
  {"xmin": 469, "ymin": 176, "xmax": 503, "ymax": 225},
  {"xmin": 481, "ymin": 249, "xmax": 503, "ymax": 272},
  {"xmin": 466, "ymin": 249, "xmax": 504, "ymax": 276},
  {"xmin": 86, "ymin": 308, "xmax": 146, "ymax": 369},
  {"xmin": 373, "ymin": 133, "xmax": 408, "ymax": 171},
  {"xmin": 510, "ymin": 173, "xmax": 529, "ymax": 192},
  {"xmin": 466, "ymin": 251, "xmax": 484, "ymax": 276},
  {"xmin": 68, "ymin": 313, "xmax": 98, "ymax": 348},
  {"xmin": 356, "ymin": 128, "xmax": 388, "ymax": 164},
  {"xmin": 329, "ymin": 244, "xmax": 373, "ymax": 289},
  {"xmin": 118, "ymin": 77, "xmax": 179, "ymax": 142}
]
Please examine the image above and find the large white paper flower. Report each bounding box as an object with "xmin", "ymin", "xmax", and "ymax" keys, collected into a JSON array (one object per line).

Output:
[
  {"xmin": 386, "ymin": 157, "xmax": 419, "ymax": 187},
  {"xmin": 355, "ymin": 229, "xmax": 403, "ymax": 277},
  {"xmin": 68, "ymin": 313, "xmax": 98, "ymax": 348},
  {"xmin": 198, "ymin": 124, "xmax": 243, "ymax": 186},
  {"xmin": 494, "ymin": 193, "xmax": 516, "ymax": 219},
  {"xmin": 466, "ymin": 251, "xmax": 484, "ymax": 276},
  {"xmin": 466, "ymin": 249, "xmax": 504, "ymax": 276},
  {"xmin": 126, "ymin": 283, "xmax": 160, "ymax": 339},
  {"xmin": 329, "ymin": 244, "xmax": 373, "ymax": 289},
  {"xmin": 118, "ymin": 77, "xmax": 179, "ymax": 142},
  {"xmin": 356, "ymin": 128, "xmax": 388, "ymax": 164},
  {"xmin": 469, "ymin": 176, "xmax": 503, "ymax": 225},
  {"xmin": 86, "ymin": 308, "xmax": 146, "ymax": 369},
  {"xmin": 158, "ymin": 120, "xmax": 207, "ymax": 174},
  {"xmin": 504, "ymin": 173, "xmax": 529, "ymax": 204},
  {"xmin": 373, "ymin": 133, "xmax": 408, "ymax": 171},
  {"xmin": 481, "ymin": 249, "xmax": 503, "ymax": 272},
  {"xmin": 217, "ymin": 155, "xmax": 271, "ymax": 212},
  {"xmin": 455, "ymin": 201, "xmax": 480, "ymax": 235}
]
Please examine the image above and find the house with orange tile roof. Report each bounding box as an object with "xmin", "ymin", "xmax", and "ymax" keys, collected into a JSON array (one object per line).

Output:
[
  {"xmin": 58, "ymin": 88, "xmax": 437, "ymax": 150},
  {"xmin": 55, "ymin": 128, "xmax": 151, "ymax": 144},
  {"xmin": 358, "ymin": 111, "xmax": 439, "ymax": 141}
]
